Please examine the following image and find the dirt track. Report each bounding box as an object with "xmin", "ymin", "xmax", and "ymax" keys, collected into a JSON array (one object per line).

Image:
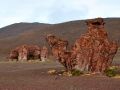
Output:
[{"xmin": 0, "ymin": 61, "xmax": 119, "ymax": 90}]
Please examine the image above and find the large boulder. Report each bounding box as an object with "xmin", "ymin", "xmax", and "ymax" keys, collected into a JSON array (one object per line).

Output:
[
  {"xmin": 18, "ymin": 45, "xmax": 28, "ymax": 62},
  {"xmin": 46, "ymin": 34, "xmax": 71, "ymax": 69},
  {"xmin": 46, "ymin": 34, "xmax": 69, "ymax": 60},
  {"xmin": 8, "ymin": 45, "xmax": 41, "ymax": 61},
  {"xmin": 7, "ymin": 48, "xmax": 19, "ymax": 60},
  {"xmin": 40, "ymin": 46, "xmax": 49, "ymax": 61},
  {"xmin": 46, "ymin": 18, "xmax": 118, "ymax": 73},
  {"xmin": 72, "ymin": 18, "xmax": 118, "ymax": 73},
  {"xmin": 27, "ymin": 45, "xmax": 41, "ymax": 60}
]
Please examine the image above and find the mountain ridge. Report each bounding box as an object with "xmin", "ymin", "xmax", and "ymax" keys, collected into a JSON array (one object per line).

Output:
[{"xmin": 0, "ymin": 23, "xmax": 51, "ymax": 39}]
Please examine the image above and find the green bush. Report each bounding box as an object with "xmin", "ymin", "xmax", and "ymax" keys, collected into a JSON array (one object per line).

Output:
[
  {"xmin": 105, "ymin": 69, "xmax": 117, "ymax": 77},
  {"xmin": 72, "ymin": 70, "xmax": 83, "ymax": 76}
]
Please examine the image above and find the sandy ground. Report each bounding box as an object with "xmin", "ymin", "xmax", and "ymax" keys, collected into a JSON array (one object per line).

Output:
[
  {"xmin": 0, "ymin": 62, "xmax": 119, "ymax": 90},
  {"xmin": 0, "ymin": 52, "xmax": 120, "ymax": 90}
]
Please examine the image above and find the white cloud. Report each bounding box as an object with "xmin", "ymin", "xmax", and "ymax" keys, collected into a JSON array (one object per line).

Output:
[
  {"xmin": 0, "ymin": 0, "xmax": 55, "ymax": 27},
  {"xmin": 0, "ymin": 0, "xmax": 120, "ymax": 28}
]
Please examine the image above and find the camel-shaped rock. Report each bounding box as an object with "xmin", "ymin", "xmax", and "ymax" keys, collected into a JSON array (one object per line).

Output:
[{"xmin": 46, "ymin": 18, "xmax": 118, "ymax": 73}]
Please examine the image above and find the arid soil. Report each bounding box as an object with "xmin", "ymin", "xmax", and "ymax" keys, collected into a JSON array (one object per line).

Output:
[{"xmin": 0, "ymin": 53, "xmax": 120, "ymax": 90}]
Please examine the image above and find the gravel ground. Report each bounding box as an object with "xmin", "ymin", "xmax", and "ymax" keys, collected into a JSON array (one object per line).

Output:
[
  {"xmin": 0, "ymin": 52, "xmax": 120, "ymax": 90},
  {"xmin": 0, "ymin": 61, "xmax": 119, "ymax": 90}
]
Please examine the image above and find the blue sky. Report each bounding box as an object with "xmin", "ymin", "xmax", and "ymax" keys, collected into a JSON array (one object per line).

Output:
[{"xmin": 0, "ymin": 0, "xmax": 120, "ymax": 28}]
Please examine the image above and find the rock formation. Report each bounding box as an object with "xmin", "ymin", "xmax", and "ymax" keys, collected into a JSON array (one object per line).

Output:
[
  {"xmin": 8, "ymin": 45, "xmax": 41, "ymax": 61},
  {"xmin": 27, "ymin": 45, "xmax": 41, "ymax": 60},
  {"xmin": 46, "ymin": 18, "xmax": 118, "ymax": 73},
  {"xmin": 46, "ymin": 34, "xmax": 69, "ymax": 60},
  {"xmin": 40, "ymin": 46, "xmax": 49, "ymax": 61},
  {"xmin": 18, "ymin": 45, "xmax": 28, "ymax": 62},
  {"xmin": 46, "ymin": 34, "xmax": 73, "ymax": 70},
  {"xmin": 7, "ymin": 47, "xmax": 19, "ymax": 60}
]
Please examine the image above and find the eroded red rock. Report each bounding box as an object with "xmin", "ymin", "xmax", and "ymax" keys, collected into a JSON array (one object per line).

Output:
[
  {"xmin": 46, "ymin": 18, "xmax": 118, "ymax": 73},
  {"xmin": 40, "ymin": 46, "xmax": 49, "ymax": 61},
  {"xmin": 8, "ymin": 45, "xmax": 41, "ymax": 62},
  {"xmin": 27, "ymin": 45, "xmax": 41, "ymax": 60}
]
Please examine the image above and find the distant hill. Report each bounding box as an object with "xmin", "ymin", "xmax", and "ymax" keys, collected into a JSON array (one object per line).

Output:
[
  {"xmin": 0, "ymin": 18, "xmax": 120, "ymax": 54},
  {"xmin": 0, "ymin": 23, "xmax": 51, "ymax": 39}
]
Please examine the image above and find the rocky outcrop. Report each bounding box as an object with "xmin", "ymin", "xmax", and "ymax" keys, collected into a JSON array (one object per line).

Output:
[
  {"xmin": 8, "ymin": 45, "xmax": 41, "ymax": 62},
  {"xmin": 46, "ymin": 18, "xmax": 118, "ymax": 73},
  {"xmin": 17, "ymin": 45, "xmax": 28, "ymax": 62},
  {"xmin": 72, "ymin": 18, "xmax": 118, "ymax": 73},
  {"xmin": 40, "ymin": 46, "xmax": 49, "ymax": 61},
  {"xmin": 27, "ymin": 45, "xmax": 41, "ymax": 60}
]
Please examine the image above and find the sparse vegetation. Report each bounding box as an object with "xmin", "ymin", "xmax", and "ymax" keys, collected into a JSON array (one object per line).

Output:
[
  {"xmin": 104, "ymin": 66, "xmax": 120, "ymax": 77},
  {"xmin": 72, "ymin": 70, "xmax": 83, "ymax": 76},
  {"xmin": 105, "ymin": 69, "xmax": 117, "ymax": 77}
]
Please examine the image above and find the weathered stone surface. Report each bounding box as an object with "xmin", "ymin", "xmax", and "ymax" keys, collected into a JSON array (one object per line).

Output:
[
  {"xmin": 7, "ymin": 47, "xmax": 19, "ymax": 60},
  {"xmin": 18, "ymin": 45, "xmax": 28, "ymax": 61},
  {"xmin": 27, "ymin": 45, "xmax": 41, "ymax": 60},
  {"xmin": 46, "ymin": 34, "xmax": 69, "ymax": 61},
  {"xmin": 72, "ymin": 18, "xmax": 118, "ymax": 73},
  {"xmin": 40, "ymin": 46, "xmax": 49, "ymax": 61},
  {"xmin": 46, "ymin": 34, "xmax": 72, "ymax": 70},
  {"xmin": 8, "ymin": 45, "xmax": 41, "ymax": 61},
  {"xmin": 46, "ymin": 18, "xmax": 118, "ymax": 73}
]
